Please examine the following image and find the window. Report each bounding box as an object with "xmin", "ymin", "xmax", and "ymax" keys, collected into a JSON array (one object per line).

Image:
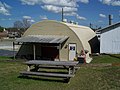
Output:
[{"xmin": 70, "ymin": 46, "xmax": 75, "ymax": 50}]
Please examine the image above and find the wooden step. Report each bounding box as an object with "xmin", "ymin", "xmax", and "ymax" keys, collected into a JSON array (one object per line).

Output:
[
  {"xmin": 20, "ymin": 71, "xmax": 74, "ymax": 78},
  {"xmin": 37, "ymin": 65, "xmax": 80, "ymax": 69},
  {"xmin": 37, "ymin": 65, "xmax": 68, "ymax": 69}
]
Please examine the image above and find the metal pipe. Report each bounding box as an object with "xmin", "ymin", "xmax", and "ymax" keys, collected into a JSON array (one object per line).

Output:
[
  {"xmin": 109, "ymin": 15, "xmax": 113, "ymax": 25},
  {"xmin": 13, "ymin": 42, "xmax": 15, "ymax": 60},
  {"xmin": 33, "ymin": 44, "xmax": 36, "ymax": 60}
]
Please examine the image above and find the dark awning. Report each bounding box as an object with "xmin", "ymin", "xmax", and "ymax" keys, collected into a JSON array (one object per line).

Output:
[{"xmin": 15, "ymin": 35, "xmax": 69, "ymax": 44}]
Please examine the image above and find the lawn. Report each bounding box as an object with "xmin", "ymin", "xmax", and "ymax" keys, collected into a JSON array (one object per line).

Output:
[
  {"xmin": 0, "ymin": 56, "xmax": 12, "ymax": 60},
  {"xmin": 0, "ymin": 55, "xmax": 120, "ymax": 90},
  {"xmin": 91, "ymin": 54, "xmax": 120, "ymax": 63}
]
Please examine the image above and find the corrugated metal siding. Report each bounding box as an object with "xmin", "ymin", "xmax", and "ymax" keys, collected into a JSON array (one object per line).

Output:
[
  {"xmin": 16, "ymin": 35, "xmax": 68, "ymax": 44},
  {"xmin": 100, "ymin": 27, "xmax": 120, "ymax": 54}
]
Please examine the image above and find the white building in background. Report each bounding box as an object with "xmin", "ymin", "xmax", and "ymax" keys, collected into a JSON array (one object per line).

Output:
[{"xmin": 98, "ymin": 22, "xmax": 120, "ymax": 54}]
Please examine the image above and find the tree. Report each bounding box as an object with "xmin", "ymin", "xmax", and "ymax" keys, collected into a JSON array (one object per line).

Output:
[
  {"xmin": 14, "ymin": 20, "xmax": 24, "ymax": 29},
  {"xmin": 0, "ymin": 26, "xmax": 4, "ymax": 32},
  {"xmin": 13, "ymin": 18, "xmax": 31, "ymax": 29},
  {"xmin": 23, "ymin": 18, "xmax": 31, "ymax": 28}
]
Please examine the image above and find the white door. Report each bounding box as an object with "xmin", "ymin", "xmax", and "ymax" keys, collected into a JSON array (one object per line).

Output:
[{"xmin": 69, "ymin": 44, "xmax": 76, "ymax": 61}]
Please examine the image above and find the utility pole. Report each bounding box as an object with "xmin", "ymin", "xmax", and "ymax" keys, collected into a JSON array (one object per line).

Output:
[{"xmin": 61, "ymin": 8, "xmax": 64, "ymax": 22}]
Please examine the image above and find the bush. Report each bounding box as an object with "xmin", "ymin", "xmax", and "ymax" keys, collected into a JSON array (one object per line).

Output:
[{"xmin": 0, "ymin": 26, "xmax": 4, "ymax": 32}]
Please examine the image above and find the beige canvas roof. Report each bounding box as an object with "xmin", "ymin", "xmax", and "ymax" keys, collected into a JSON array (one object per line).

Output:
[
  {"xmin": 62, "ymin": 22, "xmax": 96, "ymax": 63},
  {"xmin": 23, "ymin": 20, "xmax": 96, "ymax": 52},
  {"xmin": 63, "ymin": 22, "xmax": 96, "ymax": 53}
]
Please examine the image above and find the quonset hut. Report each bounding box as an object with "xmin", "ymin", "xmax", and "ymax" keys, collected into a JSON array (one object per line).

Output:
[{"xmin": 15, "ymin": 20, "xmax": 99, "ymax": 63}]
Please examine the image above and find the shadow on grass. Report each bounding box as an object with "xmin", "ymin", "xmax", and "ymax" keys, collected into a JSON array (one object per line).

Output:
[
  {"xmin": 17, "ymin": 75, "xmax": 68, "ymax": 83},
  {"xmin": 108, "ymin": 54, "xmax": 120, "ymax": 59}
]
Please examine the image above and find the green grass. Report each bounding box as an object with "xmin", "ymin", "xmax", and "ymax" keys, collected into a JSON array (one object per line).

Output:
[
  {"xmin": 91, "ymin": 54, "xmax": 120, "ymax": 63},
  {"xmin": 0, "ymin": 56, "xmax": 13, "ymax": 60},
  {"xmin": 0, "ymin": 55, "xmax": 120, "ymax": 90}
]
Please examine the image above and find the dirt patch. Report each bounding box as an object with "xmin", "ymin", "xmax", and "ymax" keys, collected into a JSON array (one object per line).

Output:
[{"xmin": 112, "ymin": 63, "xmax": 120, "ymax": 66}]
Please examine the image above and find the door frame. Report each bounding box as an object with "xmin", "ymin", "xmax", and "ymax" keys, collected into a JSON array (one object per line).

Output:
[{"xmin": 68, "ymin": 43, "xmax": 77, "ymax": 61}]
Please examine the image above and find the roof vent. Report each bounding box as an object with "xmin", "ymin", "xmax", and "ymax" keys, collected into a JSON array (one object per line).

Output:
[
  {"xmin": 63, "ymin": 19, "xmax": 67, "ymax": 23},
  {"xmin": 70, "ymin": 20, "xmax": 74, "ymax": 24},
  {"xmin": 74, "ymin": 22, "xmax": 78, "ymax": 25}
]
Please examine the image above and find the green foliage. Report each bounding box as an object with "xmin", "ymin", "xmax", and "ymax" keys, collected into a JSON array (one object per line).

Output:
[
  {"xmin": 0, "ymin": 56, "xmax": 12, "ymax": 60},
  {"xmin": 0, "ymin": 26, "xmax": 4, "ymax": 32},
  {"xmin": 6, "ymin": 27, "xmax": 27, "ymax": 32}
]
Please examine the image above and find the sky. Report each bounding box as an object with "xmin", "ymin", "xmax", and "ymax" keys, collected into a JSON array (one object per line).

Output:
[{"xmin": 0, "ymin": 0, "xmax": 120, "ymax": 28}]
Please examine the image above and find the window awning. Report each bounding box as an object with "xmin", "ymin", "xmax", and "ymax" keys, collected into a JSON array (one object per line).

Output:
[{"xmin": 15, "ymin": 35, "xmax": 69, "ymax": 44}]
